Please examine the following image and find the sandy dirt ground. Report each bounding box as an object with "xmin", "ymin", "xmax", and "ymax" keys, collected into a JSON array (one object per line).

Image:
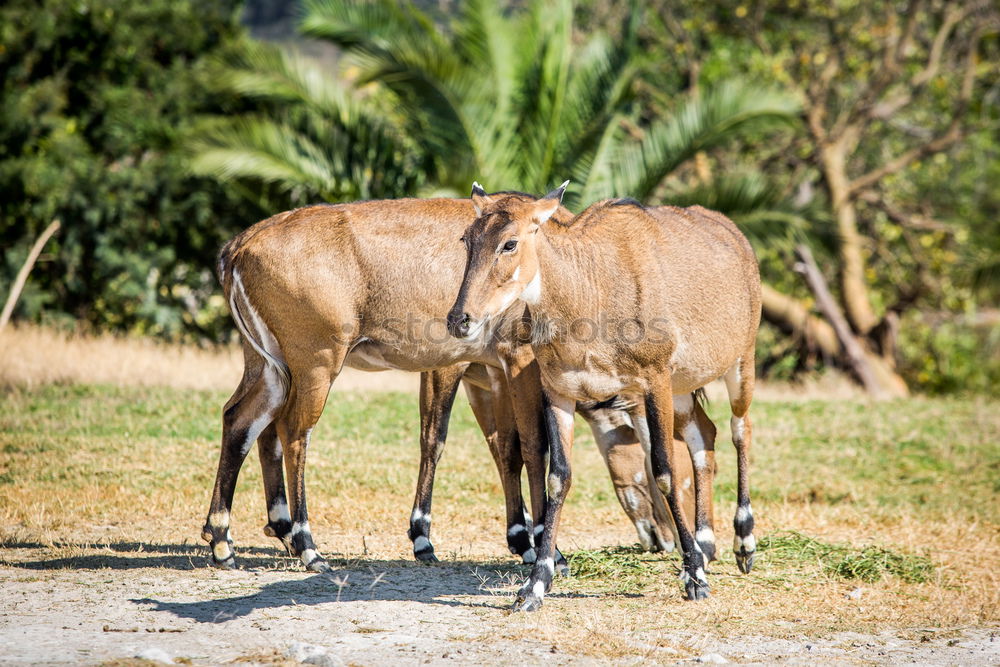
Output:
[{"xmin": 1, "ymin": 542, "xmax": 997, "ymax": 666}]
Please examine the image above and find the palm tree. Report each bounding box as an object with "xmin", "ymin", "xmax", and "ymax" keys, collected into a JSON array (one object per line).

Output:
[
  {"xmin": 192, "ymin": 0, "xmax": 800, "ymax": 218},
  {"xmin": 189, "ymin": 45, "xmax": 426, "ymax": 205}
]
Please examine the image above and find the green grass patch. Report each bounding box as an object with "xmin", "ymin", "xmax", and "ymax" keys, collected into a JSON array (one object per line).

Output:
[
  {"xmin": 566, "ymin": 545, "xmax": 659, "ymax": 595},
  {"xmin": 759, "ymin": 530, "xmax": 934, "ymax": 584}
]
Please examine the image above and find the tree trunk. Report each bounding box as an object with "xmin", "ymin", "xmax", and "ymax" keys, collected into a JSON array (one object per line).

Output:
[
  {"xmin": 819, "ymin": 138, "xmax": 879, "ymax": 336},
  {"xmin": 794, "ymin": 245, "xmax": 908, "ymax": 399}
]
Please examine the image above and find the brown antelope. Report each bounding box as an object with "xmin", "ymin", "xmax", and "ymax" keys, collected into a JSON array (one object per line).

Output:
[
  {"xmin": 202, "ymin": 196, "xmax": 713, "ymax": 572},
  {"xmin": 448, "ymin": 183, "xmax": 760, "ymax": 609}
]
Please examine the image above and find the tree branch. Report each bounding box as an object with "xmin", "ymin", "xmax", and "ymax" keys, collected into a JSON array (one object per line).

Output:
[
  {"xmin": 0, "ymin": 220, "xmax": 61, "ymax": 331},
  {"xmin": 760, "ymin": 283, "xmax": 840, "ymax": 358},
  {"xmin": 847, "ymin": 124, "xmax": 962, "ymax": 195},
  {"xmin": 793, "ymin": 244, "xmax": 900, "ymax": 398}
]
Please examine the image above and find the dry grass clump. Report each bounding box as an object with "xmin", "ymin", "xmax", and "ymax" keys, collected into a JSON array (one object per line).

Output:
[
  {"xmin": 0, "ymin": 324, "xmax": 243, "ymax": 391},
  {"xmin": 0, "ymin": 324, "xmax": 418, "ymax": 393},
  {"xmin": 2, "ymin": 323, "xmax": 860, "ymax": 399}
]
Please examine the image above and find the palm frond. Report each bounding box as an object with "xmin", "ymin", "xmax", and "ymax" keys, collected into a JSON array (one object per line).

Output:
[
  {"xmin": 189, "ymin": 117, "xmax": 341, "ymax": 199},
  {"xmin": 663, "ymin": 172, "xmax": 810, "ymax": 246},
  {"xmin": 610, "ymin": 80, "xmax": 800, "ymax": 201}
]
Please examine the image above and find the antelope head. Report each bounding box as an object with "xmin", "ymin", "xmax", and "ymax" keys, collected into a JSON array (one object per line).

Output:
[{"xmin": 447, "ymin": 181, "xmax": 568, "ymax": 340}]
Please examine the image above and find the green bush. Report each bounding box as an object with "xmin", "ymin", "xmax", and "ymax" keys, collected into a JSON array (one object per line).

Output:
[
  {"xmin": 0, "ymin": 0, "xmax": 261, "ymax": 341},
  {"xmin": 898, "ymin": 314, "xmax": 1000, "ymax": 395}
]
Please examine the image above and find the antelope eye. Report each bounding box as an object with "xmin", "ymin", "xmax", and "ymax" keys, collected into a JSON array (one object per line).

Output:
[{"xmin": 501, "ymin": 239, "xmax": 518, "ymax": 253}]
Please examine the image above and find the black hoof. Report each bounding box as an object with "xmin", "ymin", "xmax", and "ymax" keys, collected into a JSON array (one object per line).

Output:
[
  {"xmin": 414, "ymin": 549, "xmax": 439, "ymax": 563},
  {"xmin": 307, "ymin": 558, "xmax": 331, "ymax": 573},
  {"xmin": 555, "ymin": 550, "xmax": 570, "ymax": 577},
  {"xmin": 512, "ymin": 594, "xmax": 543, "ymax": 612},
  {"xmin": 735, "ymin": 550, "xmax": 755, "ymax": 574},
  {"xmin": 699, "ymin": 540, "xmax": 717, "ymax": 563},
  {"xmin": 210, "ymin": 550, "xmax": 237, "ymax": 570},
  {"xmin": 685, "ymin": 579, "xmax": 710, "ymax": 600}
]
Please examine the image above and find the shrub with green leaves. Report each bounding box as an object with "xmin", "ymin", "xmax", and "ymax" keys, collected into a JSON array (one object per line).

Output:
[{"xmin": 0, "ymin": 0, "xmax": 259, "ymax": 340}]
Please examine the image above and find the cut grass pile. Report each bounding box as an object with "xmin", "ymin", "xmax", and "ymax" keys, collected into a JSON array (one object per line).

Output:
[
  {"xmin": 565, "ymin": 545, "xmax": 659, "ymax": 595},
  {"xmin": 759, "ymin": 530, "xmax": 935, "ymax": 584},
  {"xmin": 1, "ymin": 381, "xmax": 998, "ymax": 651}
]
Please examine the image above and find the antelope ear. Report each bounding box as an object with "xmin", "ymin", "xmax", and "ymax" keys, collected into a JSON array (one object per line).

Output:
[
  {"xmin": 471, "ymin": 181, "xmax": 492, "ymax": 216},
  {"xmin": 534, "ymin": 180, "xmax": 569, "ymax": 224}
]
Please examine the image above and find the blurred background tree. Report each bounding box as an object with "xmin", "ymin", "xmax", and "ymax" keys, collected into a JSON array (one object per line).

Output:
[
  {"xmin": 0, "ymin": 0, "xmax": 260, "ymax": 339},
  {"xmin": 195, "ymin": 0, "xmax": 798, "ymax": 212},
  {"xmin": 1, "ymin": 0, "xmax": 997, "ymax": 395},
  {"xmin": 625, "ymin": 0, "xmax": 1000, "ymax": 395}
]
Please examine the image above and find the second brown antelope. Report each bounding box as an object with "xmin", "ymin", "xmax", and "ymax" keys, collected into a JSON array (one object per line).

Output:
[
  {"xmin": 449, "ymin": 183, "xmax": 761, "ymax": 610},
  {"xmin": 202, "ymin": 196, "xmax": 713, "ymax": 573}
]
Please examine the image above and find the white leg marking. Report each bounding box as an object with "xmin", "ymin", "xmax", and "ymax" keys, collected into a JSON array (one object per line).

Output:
[
  {"xmin": 290, "ymin": 521, "xmax": 311, "ymax": 537},
  {"xmin": 269, "ymin": 500, "xmax": 290, "ymax": 524},
  {"xmin": 634, "ymin": 519, "xmax": 654, "ymax": 550},
  {"xmin": 507, "ymin": 524, "xmax": 527, "ymax": 537},
  {"xmin": 656, "ymin": 474, "xmax": 672, "ymax": 496},
  {"xmin": 736, "ymin": 505, "xmax": 754, "ymax": 523},
  {"xmin": 213, "ymin": 541, "xmax": 232, "ymax": 561},
  {"xmin": 208, "ymin": 511, "xmax": 230, "ymax": 530},
  {"xmin": 623, "ymin": 488, "xmax": 641, "ymax": 512},
  {"xmin": 696, "ymin": 527, "xmax": 716, "ymax": 544},
  {"xmin": 632, "ymin": 470, "xmax": 645, "ymax": 484},
  {"xmin": 531, "ymin": 579, "xmax": 546, "ymax": 598},
  {"xmin": 300, "ymin": 548, "xmax": 318, "ymax": 566},
  {"xmin": 734, "ymin": 533, "xmax": 757, "ymax": 553},
  {"xmin": 533, "ymin": 524, "xmax": 544, "ymax": 537},
  {"xmin": 538, "ymin": 558, "xmax": 555, "ymax": 576},
  {"xmin": 521, "ymin": 548, "xmax": 536, "ymax": 564},
  {"xmin": 691, "ymin": 449, "xmax": 707, "ymax": 469},
  {"xmin": 731, "ymin": 416, "xmax": 746, "ymax": 442},
  {"xmin": 682, "ymin": 419, "xmax": 708, "ymax": 469},
  {"xmin": 724, "ymin": 361, "xmax": 743, "ymax": 403},
  {"xmin": 410, "ymin": 508, "xmax": 429, "ymax": 524},
  {"xmin": 547, "ymin": 473, "xmax": 563, "ymax": 498},
  {"xmin": 413, "ymin": 536, "xmax": 432, "ymax": 552},
  {"xmin": 633, "ymin": 415, "xmax": 652, "ymax": 455}
]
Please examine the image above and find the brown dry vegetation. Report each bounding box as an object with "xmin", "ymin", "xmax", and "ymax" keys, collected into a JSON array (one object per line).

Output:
[
  {"xmin": 1, "ymin": 328, "xmax": 998, "ymax": 663},
  {"xmin": 0, "ymin": 324, "xmax": 419, "ymax": 393}
]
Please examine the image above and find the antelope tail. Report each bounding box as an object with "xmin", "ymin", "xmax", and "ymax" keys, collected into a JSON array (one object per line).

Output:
[{"xmin": 219, "ymin": 247, "xmax": 291, "ymax": 396}]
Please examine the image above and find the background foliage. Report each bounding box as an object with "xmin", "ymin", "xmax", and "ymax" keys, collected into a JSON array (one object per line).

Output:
[
  {"xmin": 0, "ymin": 0, "xmax": 261, "ymax": 339},
  {"xmin": 1, "ymin": 0, "xmax": 997, "ymax": 393}
]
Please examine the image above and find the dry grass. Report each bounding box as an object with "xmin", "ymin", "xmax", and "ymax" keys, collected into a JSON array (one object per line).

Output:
[
  {"xmin": 0, "ymin": 323, "xmax": 863, "ymax": 399},
  {"xmin": 0, "ymin": 324, "xmax": 418, "ymax": 393}
]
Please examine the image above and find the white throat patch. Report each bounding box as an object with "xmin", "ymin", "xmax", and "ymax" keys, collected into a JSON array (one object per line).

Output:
[{"xmin": 520, "ymin": 270, "xmax": 541, "ymax": 305}]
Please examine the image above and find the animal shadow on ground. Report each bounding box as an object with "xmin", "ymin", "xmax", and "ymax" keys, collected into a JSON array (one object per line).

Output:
[
  {"xmin": 1, "ymin": 541, "xmax": 286, "ymax": 571},
  {"xmin": 130, "ymin": 567, "xmax": 525, "ymax": 622},
  {"xmin": 2, "ymin": 540, "xmax": 605, "ymax": 616}
]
